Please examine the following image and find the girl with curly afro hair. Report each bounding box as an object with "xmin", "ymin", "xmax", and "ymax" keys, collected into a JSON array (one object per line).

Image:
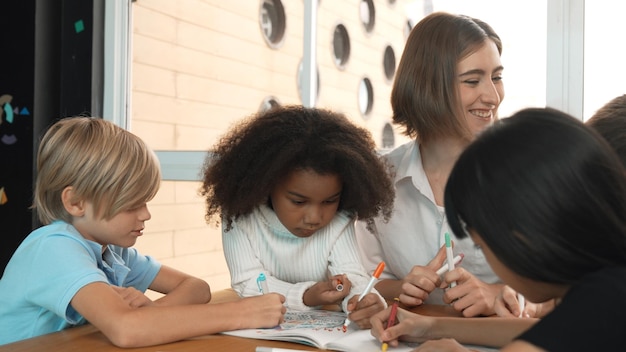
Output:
[{"xmin": 200, "ymin": 105, "xmax": 395, "ymax": 328}]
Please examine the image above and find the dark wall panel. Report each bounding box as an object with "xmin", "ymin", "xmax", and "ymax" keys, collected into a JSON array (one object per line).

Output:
[
  {"xmin": 1, "ymin": 0, "xmax": 96, "ymax": 275},
  {"xmin": 0, "ymin": 0, "xmax": 36, "ymax": 276}
]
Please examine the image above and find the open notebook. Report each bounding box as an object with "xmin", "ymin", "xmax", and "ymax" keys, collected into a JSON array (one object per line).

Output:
[
  {"xmin": 222, "ymin": 310, "xmax": 416, "ymax": 351},
  {"xmin": 222, "ymin": 309, "xmax": 498, "ymax": 352}
]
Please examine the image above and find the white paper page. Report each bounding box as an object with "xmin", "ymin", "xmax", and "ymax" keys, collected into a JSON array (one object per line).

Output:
[
  {"xmin": 222, "ymin": 309, "xmax": 499, "ymax": 352},
  {"xmin": 326, "ymin": 329, "xmax": 417, "ymax": 352}
]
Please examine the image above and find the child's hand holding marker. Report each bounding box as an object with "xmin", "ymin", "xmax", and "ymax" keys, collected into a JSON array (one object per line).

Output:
[
  {"xmin": 381, "ymin": 298, "xmax": 400, "ymax": 352},
  {"xmin": 517, "ymin": 293, "xmax": 525, "ymax": 318},
  {"xmin": 325, "ymin": 274, "xmax": 348, "ymax": 295},
  {"xmin": 257, "ymin": 273, "xmax": 270, "ymax": 294},
  {"xmin": 343, "ymin": 261, "xmax": 386, "ymax": 331},
  {"xmin": 331, "ymin": 277, "xmax": 344, "ymax": 292},
  {"xmin": 493, "ymin": 285, "xmax": 542, "ymax": 318},
  {"xmin": 302, "ymin": 274, "xmax": 350, "ymax": 307}
]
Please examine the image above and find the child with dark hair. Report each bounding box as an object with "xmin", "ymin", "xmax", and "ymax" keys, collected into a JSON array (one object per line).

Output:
[
  {"xmin": 200, "ymin": 105, "xmax": 395, "ymax": 329},
  {"xmin": 370, "ymin": 107, "xmax": 626, "ymax": 350},
  {"xmin": 494, "ymin": 94, "xmax": 626, "ymax": 319}
]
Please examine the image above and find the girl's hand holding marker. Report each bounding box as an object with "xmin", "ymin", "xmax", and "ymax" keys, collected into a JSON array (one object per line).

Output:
[{"xmin": 342, "ymin": 261, "xmax": 385, "ymax": 332}]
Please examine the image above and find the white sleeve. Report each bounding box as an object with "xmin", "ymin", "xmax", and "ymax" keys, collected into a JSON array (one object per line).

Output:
[
  {"xmin": 329, "ymin": 219, "xmax": 386, "ymax": 312},
  {"xmin": 222, "ymin": 219, "xmax": 316, "ymax": 311},
  {"xmin": 354, "ymin": 219, "xmax": 396, "ymax": 280}
]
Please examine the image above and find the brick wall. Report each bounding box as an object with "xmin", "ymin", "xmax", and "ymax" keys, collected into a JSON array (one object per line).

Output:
[{"xmin": 129, "ymin": 0, "xmax": 414, "ymax": 296}]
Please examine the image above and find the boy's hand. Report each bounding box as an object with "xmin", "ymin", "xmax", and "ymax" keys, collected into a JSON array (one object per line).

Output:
[
  {"xmin": 238, "ymin": 293, "xmax": 287, "ymax": 328},
  {"xmin": 111, "ymin": 286, "xmax": 154, "ymax": 308}
]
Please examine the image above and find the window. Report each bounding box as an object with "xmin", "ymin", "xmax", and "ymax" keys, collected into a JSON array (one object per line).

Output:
[
  {"xmin": 382, "ymin": 123, "xmax": 395, "ymax": 149},
  {"xmin": 359, "ymin": 0, "xmax": 375, "ymax": 33},
  {"xmin": 297, "ymin": 60, "xmax": 320, "ymax": 106},
  {"xmin": 259, "ymin": 0, "xmax": 286, "ymax": 48},
  {"xmin": 404, "ymin": 19, "xmax": 413, "ymax": 39},
  {"xmin": 332, "ymin": 23, "xmax": 350, "ymax": 69},
  {"xmin": 383, "ymin": 45, "xmax": 396, "ymax": 81},
  {"xmin": 425, "ymin": 0, "xmax": 547, "ymax": 119},
  {"xmin": 358, "ymin": 77, "xmax": 374, "ymax": 118},
  {"xmin": 583, "ymin": 1, "xmax": 626, "ymax": 120}
]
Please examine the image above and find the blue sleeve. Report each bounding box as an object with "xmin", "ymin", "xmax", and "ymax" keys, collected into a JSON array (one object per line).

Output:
[
  {"xmin": 24, "ymin": 233, "xmax": 108, "ymax": 324},
  {"xmin": 113, "ymin": 246, "xmax": 161, "ymax": 292}
]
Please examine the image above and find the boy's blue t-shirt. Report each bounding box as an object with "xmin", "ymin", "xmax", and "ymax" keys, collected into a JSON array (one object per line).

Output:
[{"xmin": 0, "ymin": 221, "xmax": 161, "ymax": 345}]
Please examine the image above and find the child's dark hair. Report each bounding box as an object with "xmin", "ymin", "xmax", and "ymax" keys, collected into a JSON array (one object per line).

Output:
[
  {"xmin": 200, "ymin": 105, "xmax": 395, "ymax": 231},
  {"xmin": 445, "ymin": 107, "xmax": 626, "ymax": 284}
]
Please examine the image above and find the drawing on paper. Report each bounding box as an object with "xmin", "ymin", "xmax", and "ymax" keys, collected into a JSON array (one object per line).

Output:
[{"xmin": 278, "ymin": 310, "xmax": 346, "ymax": 330}]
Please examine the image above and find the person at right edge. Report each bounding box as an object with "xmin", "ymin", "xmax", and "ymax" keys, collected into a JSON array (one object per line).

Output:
[
  {"xmin": 371, "ymin": 107, "xmax": 626, "ymax": 351},
  {"xmin": 492, "ymin": 93, "xmax": 626, "ymax": 319},
  {"xmin": 355, "ymin": 11, "xmax": 504, "ymax": 317}
]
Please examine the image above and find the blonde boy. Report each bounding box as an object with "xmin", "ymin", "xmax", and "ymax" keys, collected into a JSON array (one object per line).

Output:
[{"xmin": 0, "ymin": 117, "xmax": 285, "ymax": 347}]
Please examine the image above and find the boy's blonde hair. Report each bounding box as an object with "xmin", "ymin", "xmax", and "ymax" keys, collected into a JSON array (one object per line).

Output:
[{"xmin": 34, "ymin": 117, "xmax": 161, "ymax": 224}]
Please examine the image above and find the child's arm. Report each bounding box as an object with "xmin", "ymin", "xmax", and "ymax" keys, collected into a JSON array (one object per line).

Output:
[
  {"xmin": 148, "ymin": 265, "xmax": 211, "ymax": 306},
  {"xmin": 370, "ymin": 306, "xmax": 537, "ymax": 349},
  {"xmin": 70, "ymin": 282, "xmax": 286, "ymax": 348}
]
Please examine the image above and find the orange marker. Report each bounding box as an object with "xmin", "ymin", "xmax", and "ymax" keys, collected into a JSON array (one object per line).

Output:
[
  {"xmin": 342, "ymin": 261, "xmax": 385, "ymax": 332},
  {"xmin": 332, "ymin": 278, "xmax": 344, "ymax": 291},
  {"xmin": 381, "ymin": 298, "xmax": 400, "ymax": 352}
]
